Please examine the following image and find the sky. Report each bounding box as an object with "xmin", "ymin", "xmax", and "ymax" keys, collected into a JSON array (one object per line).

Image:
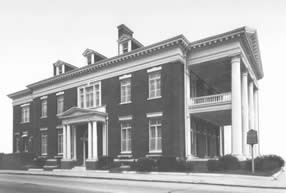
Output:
[{"xmin": 0, "ymin": 0, "xmax": 285, "ymax": 159}]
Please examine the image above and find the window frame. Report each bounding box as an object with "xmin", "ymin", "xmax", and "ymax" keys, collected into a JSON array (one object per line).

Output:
[
  {"xmin": 148, "ymin": 118, "xmax": 162, "ymax": 153},
  {"xmin": 56, "ymin": 95, "xmax": 64, "ymax": 115},
  {"xmin": 21, "ymin": 105, "xmax": 30, "ymax": 123},
  {"xmin": 41, "ymin": 99, "xmax": 48, "ymax": 118},
  {"xmin": 122, "ymin": 42, "xmax": 129, "ymax": 53},
  {"xmin": 120, "ymin": 121, "xmax": 132, "ymax": 154},
  {"xmin": 120, "ymin": 78, "xmax": 131, "ymax": 104},
  {"xmin": 77, "ymin": 82, "xmax": 101, "ymax": 109},
  {"xmin": 148, "ymin": 71, "xmax": 161, "ymax": 99},
  {"xmin": 15, "ymin": 135, "xmax": 20, "ymax": 153},
  {"xmin": 41, "ymin": 133, "xmax": 48, "ymax": 156},
  {"xmin": 57, "ymin": 129, "xmax": 63, "ymax": 155}
]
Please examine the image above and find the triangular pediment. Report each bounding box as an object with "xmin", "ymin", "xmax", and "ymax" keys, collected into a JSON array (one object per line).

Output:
[{"xmin": 58, "ymin": 107, "xmax": 105, "ymax": 118}]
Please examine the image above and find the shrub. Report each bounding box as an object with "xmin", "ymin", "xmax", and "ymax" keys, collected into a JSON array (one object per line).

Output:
[
  {"xmin": 135, "ymin": 157, "xmax": 155, "ymax": 172},
  {"xmin": 33, "ymin": 157, "xmax": 46, "ymax": 168},
  {"xmin": 245, "ymin": 155, "xmax": 285, "ymax": 171},
  {"xmin": 207, "ymin": 159, "xmax": 221, "ymax": 171},
  {"xmin": 97, "ymin": 156, "xmax": 114, "ymax": 170},
  {"xmin": 176, "ymin": 159, "xmax": 193, "ymax": 172},
  {"xmin": 157, "ymin": 156, "xmax": 177, "ymax": 171},
  {"xmin": 219, "ymin": 154, "xmax": 240, "ymax": 170}
]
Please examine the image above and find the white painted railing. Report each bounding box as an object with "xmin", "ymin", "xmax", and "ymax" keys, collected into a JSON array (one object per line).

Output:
[{"xmin": 190, "ymin": 92, "xmax": 231, "ymax": 105}]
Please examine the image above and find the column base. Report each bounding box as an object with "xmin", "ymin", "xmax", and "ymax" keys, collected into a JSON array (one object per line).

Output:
[
  {"xmin": 86, "ymin": 160, "xmax": 98, "ymax": 170},
  {"xmin": 61, "ymin": 159, "xmax": 74, "ymax": 169}
]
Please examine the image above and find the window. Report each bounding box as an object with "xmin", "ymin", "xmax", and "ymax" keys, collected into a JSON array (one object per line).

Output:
[
  {"xmin": 57, "ymin": 129, "xmax": 63, "ymax": 155},
  {"xmin": 21, "ymin": 106, "xmax": 30, "ymax": 123},
  {"xmin": 41, "ymin": 99, "xmax": 47, "ymax": 118},
  {"xmin": 87, "ymin": 55, "xmax": 92, "ymax": 65},
  {"xmin": 78, "ymin": 82, "xmax": 101, "ymax": 108},
  {"xmin": 23, "ymin": 137, "xmax": 28, "ymax": 152},
  {"xmin": 58, "ymin": 66, "xmax": 63, "ymax": 74},
  {"xmin": 41, "ymin": 133, "xmax": 48, "ymax": 155},
  {"xmin": 15, "ymin": 136, "xmax": 20, "ymax": 153},
  {"xmin": 149, "ymin": 119, "xmax": 162, "ymax": 153},
  {"xmin": 120, "ymin": 79, "xmax": 131, "ymax": 103},
  {"xmin": 122, "ymin": 42, "xmax": 128, "ymax": 53},
  {"xmin": 121, "ymin": 122, "xmax": 132, "ymax": 153},
  {"xmin": 57, "ymin": 95, "xmax": 64, "ymax": 114},
  {"xmin": 148, "ymin": 72, "xmax": 161, "ymax": 99}
]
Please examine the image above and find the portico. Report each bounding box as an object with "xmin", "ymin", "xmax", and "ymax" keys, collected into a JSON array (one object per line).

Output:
[{"xmin": 58, "ymin": 107, "xmax": 108, "ymax": 169}]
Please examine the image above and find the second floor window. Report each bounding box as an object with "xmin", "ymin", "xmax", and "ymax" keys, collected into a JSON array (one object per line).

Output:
[
  {"xmin": 41, "ymin": 99, "xmax": 47, "ymax": 118},
  {"xmin": 57, "ymin": 95, "xmax": 64, "ymax": 114},
  {"xmin": 21, "ymin": 106, "xmax": 30, "ymax": 123},
  {"xmin": 120, "ymin": 79, "xmax": 131, "ymax": 104},
  {"xmin": 148, "ymin": 71, "xmax": 161, "ymax": 99},
  {"xmin": 78, "ymin": 82, "xmax": 101, "ymax": 108}
]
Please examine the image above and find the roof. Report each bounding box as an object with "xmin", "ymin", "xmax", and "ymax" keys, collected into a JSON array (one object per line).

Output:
[
  {"xmin": 53, "ymin": 60, "xmax": 78, "ymax": 70},
  {"xmin": 82, "ymin": 48, "xmax": 107, "ymax": 59}
]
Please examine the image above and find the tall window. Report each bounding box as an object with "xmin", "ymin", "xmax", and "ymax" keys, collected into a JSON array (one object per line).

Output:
[
  {"xmin": 41, "ymin": 133, "xmax": 48, "ymax": 155},
  {"xmin": 121, "ymin": 122, "xmax": 132, "ymax": 153},
  {"xmin": 78, "ymin": 82, "xmax": 101, "ymax": 108},
  {"xmin": 41, "ymin": 99, "xmax": 47, "ymax": 118},
  {"xmin": 148, "ymin": 72, "xmax": 161, "ymax": 99},
  {"xmin": 149, "ymin": 118, "xmax": 162, "ymax": 152},
  {"xmin": 23, "ymin": 137, "xmax": 28, "ymax": 152},
  {"xmin": 120, "ymin": 79, "xmax": 131, "ymax": 103},
  {"xmin": 57, "ymin": 129, "xmax": 63, "ymax": 155},
  {"xmin": 57, "ymin": 95, "xmax": 64, "ymax": 114},
  {"xmin": 21, "ymin": 106, "xmax": 30, "ymax": 123},
  {"xmin": 15, "ymin": 136, "xmax": 20, "ymax": 153}
]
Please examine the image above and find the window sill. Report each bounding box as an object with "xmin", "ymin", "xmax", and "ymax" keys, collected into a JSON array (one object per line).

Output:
[
  {"xmin": 20, "ymin": 122, "xmax": 30, "ymax": 124},
  {"xmin": 120, "ymin": 151, "xmax": 132, "ymax": 154},
  {"xmin": 148, "ymin": 150, "xmax": 162, "ymax": 154},
  {"xmin": 41, "ymin": 153, "xmax": 48, "ymax": 156},
  {"xmin": 147, "ymin": 96, "xmax": 162, "ymax": 100},
  {"xmin": 120, "ymin": 101, "xmax": 132, "ymax": 105},
  {"xmin": 41, "ymin": 116, "xmax": 47, "ymax": 119}
]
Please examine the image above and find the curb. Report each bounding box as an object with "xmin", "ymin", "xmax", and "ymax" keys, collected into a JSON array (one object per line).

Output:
[
  {"xmin": 272, "ymin": 167, "xmax": 284, "ymax": 180},
  {"xmin": 0, "ymin": 171, "xmax": 286, "ymax": 190}
]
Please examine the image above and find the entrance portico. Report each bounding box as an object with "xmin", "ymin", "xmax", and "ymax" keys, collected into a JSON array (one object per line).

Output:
[{"xmin": 58, "ymin": 107, "xmax": 108, "ymax": 169}]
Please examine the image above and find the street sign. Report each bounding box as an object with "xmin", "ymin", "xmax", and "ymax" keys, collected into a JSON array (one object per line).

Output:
[{"xmin": 247, "ymin": 129, "xmax": 258, "ymax": 145}]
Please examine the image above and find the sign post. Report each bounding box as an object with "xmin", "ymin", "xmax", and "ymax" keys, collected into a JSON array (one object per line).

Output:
[{"xmin": 247, "ymin": 129, "xmax": 258, "ymax": 174}]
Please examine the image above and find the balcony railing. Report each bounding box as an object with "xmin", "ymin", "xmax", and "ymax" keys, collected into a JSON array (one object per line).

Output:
[{"xmin": 190, "ymin": 92, "xmax": 231, "ymax": 106}]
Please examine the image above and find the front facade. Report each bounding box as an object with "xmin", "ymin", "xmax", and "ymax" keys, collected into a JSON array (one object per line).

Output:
[{"xmin": 8, "ymin": 25, "xmax": 263, "ymax": 169}]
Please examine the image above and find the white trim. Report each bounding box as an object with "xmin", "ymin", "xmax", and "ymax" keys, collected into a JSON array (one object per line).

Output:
[
  {"xmin": 40, "ymin": 96, "xmax": 48, "ymax": 100},
  {"xmin": 118, "ymin": 115, "xmax": 133, "ymax": 121},
  {"xmin": 147, "ymin": 66, "xmax": 162, "ymax": 73},
  {"xmin": 40, "ymin": 127, "xmax": 48, "ymax": 131},
  {"xmin": 119, "ymin": 74, "xmax": 132, "ymax": 80},
  {"xmin": 146, "ymin": 112, "xmax": 163, "ymax": 118},
  {"xmin": 147, "ymin": 96, "xmax": 162, "ymax": 100},
  {"xmin": 56, "ymin": 125, "xmax": 63, "ymax": 129},
  {"xmin": 56, "ymin": 91, "xmax": 64, "ymax": 96},
  {"xmin": 20, "ymin": 103, "xmax": 30, "ymax": 107}
]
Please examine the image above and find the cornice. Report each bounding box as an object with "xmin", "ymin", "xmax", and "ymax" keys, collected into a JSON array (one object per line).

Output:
[{"xmin": 27, "ymin": 35, "xmax": 189, "ymax": 90}]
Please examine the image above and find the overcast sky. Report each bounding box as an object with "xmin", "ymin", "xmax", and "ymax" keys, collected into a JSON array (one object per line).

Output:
[{"xmin": 0, "ymin": 0, "xmax": 285, "ymax": 159}]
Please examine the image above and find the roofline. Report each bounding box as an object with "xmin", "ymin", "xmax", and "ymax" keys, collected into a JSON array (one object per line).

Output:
[
  {"xmin": 7, "ymin": 88, "xmax": 31, "ymax": 99},
  {"xmin": 26, "ymin": 34, "xmax": 189, "ymax": 89}
]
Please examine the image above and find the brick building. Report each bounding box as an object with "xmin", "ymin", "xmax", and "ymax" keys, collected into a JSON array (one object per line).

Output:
[{"xmin": 8, "ymin": 25, "xmax": 263, "ymax": 169}]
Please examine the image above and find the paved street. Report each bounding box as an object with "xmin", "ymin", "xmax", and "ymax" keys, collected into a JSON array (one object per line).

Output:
[{"xmin": 0, "ymin": 173, "xmax": 285, "ymax": 193}]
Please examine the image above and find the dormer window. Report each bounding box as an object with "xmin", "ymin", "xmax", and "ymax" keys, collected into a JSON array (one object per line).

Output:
[
  {"xmin": 87, "ymin": 54, "xmax": 92, "ymax": 65},
  {"xmin": 53, "ymin": 60, "xmax": 77, "ymax": 76},
  {"xmin": 122, "ymin": 42, "xmax": 129, "ymax": 53},
  {"xmin": 58, "ymin": 65, "xmax": 63, "ymax": 74},
  {"xmin": 82, "ymin": 48, "xmax": 107, "ymax": 66}
]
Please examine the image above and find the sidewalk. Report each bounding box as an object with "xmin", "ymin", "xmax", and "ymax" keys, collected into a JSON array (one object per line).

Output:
[{"xmin": 0, "ymin": 169, "xmax": 285, "ymax": 189}]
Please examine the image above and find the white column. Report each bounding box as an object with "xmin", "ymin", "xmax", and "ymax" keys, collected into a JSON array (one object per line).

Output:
[
  {"xmin": 92, "ymin": 121, "xmax": 98, "ymax": 160},
  {"xmin": 88, "ymin": 121, "xmax": 93, "ymax": 160},
  {"xmin": 248, "ymin": 81, "xmax": 255, "ymax": 131},
  {"xmin": 231, "ymin": 56, "xmax": 242, "ymax": 157},
  {"xmin": 254, "ymin": 88, "xmax": 260, "ymax": 155},
  {"xmin": 241, "ymin": 72, "xmax": 249, "ymax": 156},
  {"xmin": 102, "ymin": 123, "xmax": 107, "ymax": 156},
  {"xmin": 72, "ymin": 126, "xmax": 77, "ymax": 160},
  {"xmin": 219, "ymin": 126, "xmax": 224, "ymax": 156},
  {"xmin": 66, "ymin": 124, "xmax": 71, "ymax": 160},
  {"xmin": 63, "ymin": 125, "xmax": 67, "ymax": 160},
  {"xmin": 185, "ymin": 62, "xmax": 191, "ymax": 159}
]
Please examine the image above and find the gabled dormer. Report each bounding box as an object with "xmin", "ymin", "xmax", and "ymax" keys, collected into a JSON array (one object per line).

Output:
[
  {"xmin": 53, "ymin": 60, "xmax": 77, "ymax": 76},
  {"xmin": 82, "ymin": 48, "xmax": 107, "ymax": 65},
  {"xmin": 117, "ymin": 24, "xmax": 143, "ymax": 55}
]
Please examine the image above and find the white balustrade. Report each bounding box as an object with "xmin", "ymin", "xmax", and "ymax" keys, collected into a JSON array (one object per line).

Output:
[{"xmin": 190, "ymin": 92, "xmax": 231, "ymax": 105}]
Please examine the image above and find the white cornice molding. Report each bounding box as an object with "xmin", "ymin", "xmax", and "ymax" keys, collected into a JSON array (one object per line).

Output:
[
  {"xmin": 146, "ymin": 112, "xmax": 163, "ymax": 118},
  {"xmin": 118, "ymin": 115, "xmax": 133, "ymax": 121}
]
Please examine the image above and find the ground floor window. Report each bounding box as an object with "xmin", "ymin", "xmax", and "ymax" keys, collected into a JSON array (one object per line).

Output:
[
  {"xmin": 15, "ymin": 136, "xmax": 20, "ymax": 153},
  {"xmin": 57, "ymin": 129, "xmax": 63, "ymax": 155},
  {"xmin": 149, "ymin": 118, "xmax": 162, "ymax": 153},
  {"xmin": 23, "ymin": 137, "xmax": 28, "ymax": 152},
  {"xmin": 41, "ymin": 133, "xmax": 48, "ymax": 155},
  {"xmin": 121, "ymin": 122, "xmax": 132, "ymax": 153}
]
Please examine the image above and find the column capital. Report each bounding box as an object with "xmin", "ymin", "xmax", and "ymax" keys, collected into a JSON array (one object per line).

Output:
[{"xmin": 231, "ymin": 54, "xmax": 241, "ymax": 63}]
